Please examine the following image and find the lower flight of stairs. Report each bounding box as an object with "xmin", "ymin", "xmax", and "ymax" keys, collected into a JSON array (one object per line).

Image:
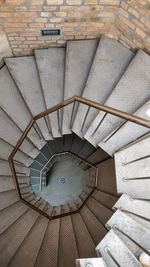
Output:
[{"xmin": 0, "ymin": 34, "xmax": 150, "ymax": 266}]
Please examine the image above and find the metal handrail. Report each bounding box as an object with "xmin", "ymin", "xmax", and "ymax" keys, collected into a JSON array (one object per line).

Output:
[{"xmin": 8, "ymin": 96, "xmax": 150, "ymax": 219}]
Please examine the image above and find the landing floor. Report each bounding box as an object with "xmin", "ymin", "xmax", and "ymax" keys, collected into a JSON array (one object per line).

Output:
[{"xmin": 38, "ymin": 159, "xmax": 89, "ymax": 206}]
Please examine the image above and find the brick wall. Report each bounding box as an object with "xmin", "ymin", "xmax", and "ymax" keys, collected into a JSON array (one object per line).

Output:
[
  {"xmin": 0, "ymin": 0, "xmax": 150, "ymax": 56},
  {"xmin": 116, "ymin": 0, "xmax": 150, "ymax": 54}
]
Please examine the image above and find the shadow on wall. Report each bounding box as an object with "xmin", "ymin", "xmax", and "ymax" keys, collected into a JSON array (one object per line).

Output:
[{"xmin": 0, "ymin": 30, "xmax": 12, "ymax": 68}]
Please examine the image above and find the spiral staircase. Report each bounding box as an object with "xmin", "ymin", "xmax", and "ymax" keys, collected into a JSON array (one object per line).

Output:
[{"xmin": 1, "ymin": 34, "xmax": 150, "ymax": 267}]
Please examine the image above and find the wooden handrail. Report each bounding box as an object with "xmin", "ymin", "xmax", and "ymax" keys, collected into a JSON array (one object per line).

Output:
[
  {"xmin": 8, "ymin": 96, "xmax": 150, "ymax": 219},
  {"xmin": 8, "ymin": 96, "xmax": 150, "ymax": 161}
]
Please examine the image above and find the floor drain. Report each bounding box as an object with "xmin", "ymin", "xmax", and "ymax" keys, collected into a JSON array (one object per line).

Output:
[{"xmin": 60, "ymin": 178, "xmax": 65, "ymax": 184}]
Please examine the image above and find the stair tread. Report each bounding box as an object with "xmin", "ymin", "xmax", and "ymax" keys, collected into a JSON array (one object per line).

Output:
[
  {"xmin": 97, "ymin": 158, "xmax": 118, "ymax": 196},
  {"xmin": 0, "ymin": 108, "xmax": 39, "ymax": 159},
  {"xmin": 114, "ymin": 194, "xmax": 150, "ymax": 222},
  {"xmin": 115, "ymin": 134, "xmax": 150, "ymax": 198},
  {"xmin": 70, "ymin": 134, "xmax": 85, "ymax": 155},
  {"xmin": 85, "ymin": 49, "xmax": 150, "ymax": 147},
  {"xmin": 0, "ymin": 188, "xmax": 18, "ymax": 210},
  {"xmin": 96, "ymin": 229, "xmax": 141, "ymax": 267},
  {"xmin": 58, "ymin": 215, "xmax": 78, "ymax": 267},
  {"xmin": 0, "ymin": 201, "xmax": 28, "ymax": 235},
  {"xmin": 80, "ymin": 204, "xmax": 107, "ymax": 246},
  {"xmin": 86, "ymin": 197, "xmax": 113, "ymax": 226},
  {"xmin": 35, "ymin": 48, "xmax": 65, "ymax": 138},
  {"xmin": 92, "ymin": 190, "xmax": 118, "ymax": 209},
  {"xmin": 100, "ymin": 99, "xmax": 150, "ymax": 156},
  {"xmin": 63, "ymin": 134, "xmax": 74, "ymax": 151},
  {"xmin": 0, "ymin": 66, "xmax": 45, "ymax": 150},
  {"xmin": 72, "ymin": 35, "xmax": 134, "ymax": 139},
  {"xmin": 5, "ymin": 56, "xmax": 52, "ymax": 140},
  {"xmin": 0, "ymin": 208, "xmax": 39, "ymax": 266},
  {"xmin": 8, "ymin": 215, "xmax": 48, "ymax": 267},
  {"xmin": 62, "ymin": 39, "xmax": 98, "ymax": 135},
  {"xmin": 106, "ymin": 210, "xmax": 150, "ymax": 260},
  {"xmin": 76, "ymin": 258, "xmax": 107, "ymax": 267},
  {"xmin": 87, "ymin": 148, "xmax": 109, "ymax": 165},
  {"xmin": 71, "ymin": 212, "xmax": 97, "ymax": 258},
  {"xmin": 35, "ymin": 219, "xmax": 60, "ymax": 267}
]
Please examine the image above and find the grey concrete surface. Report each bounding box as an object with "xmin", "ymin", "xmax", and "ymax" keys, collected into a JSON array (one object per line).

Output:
[{"xmin": 38, "ymin": 159, "xmax": 89, "ymax": 205}]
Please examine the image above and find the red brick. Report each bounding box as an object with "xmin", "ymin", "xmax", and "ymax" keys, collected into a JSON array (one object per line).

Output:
[
  {"xmin": 127, "ymin": 0, "xmax": 149, "ymax": 17},
  {"xmin": 35, "ymin": 18, "xmax": 48, "ymax": 22},
  {"xmin": 131, "ymin": 18, "xmax": 145, "ymax": 31},
  {"xmin": 128, "ymin": 7, "xmax": 140, "ymax": 18},
  {"xmin": 119, "ymin": 7, "xmax": 129, "ymax": 18},
  {"xmin": 31, "ymin": 0, "xmax": 43, "ymax": 4},
  {"xmin": 100, "ymin": 0, "xmax": 120, "ymax": 4},
  {"xmin": 116, "ymin": 19, "xmax": 128, "ymax": 31},
  {"xmin": 22, "ymin": 19, "xmax": 33, "ymax": 22},
  {"xmin": 0, "ymin": 13, "xmax": 12, "ymax": 17},
  {"xmin": 19, "ymin": 32, "xmax": 40, "ymax": 36},
  {"xmin": 4, "ymin": 23, "xmax": 27, "ymax": 27},
  {"xmin": 121, "ymin": 2, "xmax": 128, "ymax": 10},
  {"xmin": 0, "ymin": 7, "xmax": 13, "ymax": 11},
  {"xmin": 7, "ymin": 18, "xmax": 19, "ymax": 22},
  {"xmin": 140, "ymin": 17, "xmax": 150, "ymax": 29},
  {"xmin": 15, "ymin": 37, "xmax": 25, "ymax": 40},
  {"xmin": 119, "ymin": 15, "xmax": 135, "ymax": 29},
  {"xmin": 6, "ymin": 0, "xmax": 27, "ymax": 5},
  {"xmin": 29, "ymin": 23, "xmax": 45, "ymax": 27},
  {"xmin": 14, "ymin": 12, "xmax": 38, "ymax": 17},
  {"xmin": 5, "ymin": 28, "xmax": 24, "ymax": 32}
]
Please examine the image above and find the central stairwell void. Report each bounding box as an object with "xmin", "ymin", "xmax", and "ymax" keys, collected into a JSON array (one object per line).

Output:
[{"xmin": 1, "ymin": 35, "xmax": 150, "ymax": 267}]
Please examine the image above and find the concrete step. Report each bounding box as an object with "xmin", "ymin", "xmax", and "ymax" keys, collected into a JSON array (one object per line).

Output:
[
  {"xmin": 115, "ymin": 134, "xmax": 150, "ymax": 198},
  {"xmin": 58, "ymin": 215, "xmax": 78, "ymax": 267},
  {"xmin": 40, "ymin": 142, "xmax": 52, "ymax": 160},
  {"xmin": 5, "ymin": 56, "xmax": 52, "ymax": 140},
  {"xmin": 0, "ymin": 108, "xmax": 39, "ymax": 159},
  {"xmin": 96, "ymin": 229, "xmax": 141, "ymax": 267},
  {"xmin": 54, "ymin": 137, "xmax": 64, "ymax": 153},
  {"xmin": 0, "ymin": 138, "xmax": 33, "ymax": 167},
  {"xmin": 0, "ymin": 66, "xmax": 45, "ymax": 150},
  {"xmin": 72, "ymin": 35, "xmax": 134, "ymax": 139},
  {"xmin": 45, "ymin": 203, "xmax": 53, "ymax": 217},
  {"xmin": 0, "ymin": 189, "xmax": 18, "ymax": 211},
  {"xmin": 78, "ymin": 141, "xmax": 96, "ymax": 160},
  {"xmin": 35, "ymin": 219, "xmax": 60, "ymax": 267},
  {"xmin": 80, "ymin": 204, "xmax": 107, "ymax": 246},
  {"xmin": 99, "ymin": 99, "xmax": 150, "ymax": 157},
  {"xmin": 85, "ymin": 50, "xmax": 150, "ymax": 147},
  {"xmin": 47, "ymin": 139, "xmax": 57, "ymax": 154},
  {"xmin": 52, "ymin": 205, "xmax": 61, "ymax": 217},
  {"xmin": 76, "ymin": 258, "xmax": 107, "ymax": 267},
  {"xmin": 0, "ymin": 208, "xmax": 39, "ymax": 266},
  {"xmin": 71, "ymin": 213, "xmax": 97, "ymax": 258},
  {"xmin": 63, "ymin": 134, "xmax": 74, "ymax": 152},
  {"xmin": 8, "ymin": 215, "xmax": 48, "ymax": 267},
  {"xmin": 61, "ymin": 204, "xmax": 70, "ymax": 214},
  {"xmin": 97, "ymin": 158, "xmax": 118, "ymax": 196},
  {"xmin": 114, "ymin": 194, "xmax": 150, "ymax": 226},
  {"xmin": 106, "ymin": 209, "xmax": 150, "ymax": 262},
  {"xmin": 35, "ymin": 48, "xmax": 65, "ymax": 138},
  {"xmin": 86, "ymin": 197, "xmax": 113, "ymax": 226},
  {"xmin": 0, "ymin": 201, "xmax": 28, "ymax": 235},
  {"xmin": 70, "ymin": 134, "xmax": 85, "ymax": 155},
  {"xmin": 92, "ymin": 190, "xmax": 118, "ymax": 210},
  {"xmin": 0, "ymin": 176, "xmax": 29, "ymax": 193},
  {"xmin": 0, "ymin": 176, "xmax": 14, "ymax": 192},
  {"xmin": 62, "ymin": 39, "xmax": 98, "ymax": 135},
  {"xmin": 0, "ymin": 159, "xmax": 30, "ymax": 177},
  {"xmin": 87, "ymin": 148, "xmax": 110, "ymax": 165}
]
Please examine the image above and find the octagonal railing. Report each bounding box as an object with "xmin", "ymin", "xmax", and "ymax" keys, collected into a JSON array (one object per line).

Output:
[{"xmin": 8, "ymin": 96, "xmax": 150, "ymax": 219}]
